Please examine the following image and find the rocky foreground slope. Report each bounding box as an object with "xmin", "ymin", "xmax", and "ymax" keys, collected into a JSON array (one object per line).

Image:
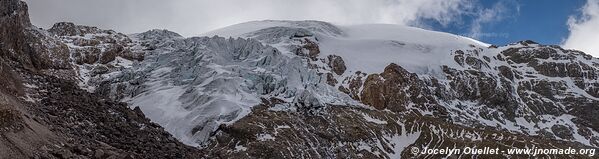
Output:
[
  {"xmin": 0, "ymin": 0, "xmax": 201, "ymax": 158},
  {"xmin": 1, "ymin": 0, "xmax": 599, "ymax": 158}
]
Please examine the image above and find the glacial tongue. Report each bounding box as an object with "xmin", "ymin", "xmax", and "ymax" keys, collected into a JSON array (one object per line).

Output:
[{"xmin": 95, "ymin": 32, "xmax": 359, "ymax": 146}]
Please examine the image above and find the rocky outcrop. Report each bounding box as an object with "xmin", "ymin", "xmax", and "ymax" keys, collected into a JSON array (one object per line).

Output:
[
  {"xmin": 0, "ymin": 0, "xmax": 70, "ymax": 70},
  {"xmin": 338, "ymin": 71, "xmax": 366, "ymax": 100},
  {"xmin": 48, "ymin": 22, "xmax": 99, "ymax": 36},
  {"xmin": 0, "ymin": 66, "xmax": 204, "ymax": 158},
  {"xmin": 361, "ymin": 63, "xmax": 447, "ymax": 116},
  {"xmin": 136, "ymin": 29, "xmax": 182, "ymax": 50},
  {"xmin": 294, "ymin": 38, "xmax": 320, "ymax": 61},
  {"xmin": 325, "ymin": 72, "xmax": 337, "ymax": 86},
  {"xmin": 326, "ymin": 55, "xmax": 346, "ymax": 75},
  {"xmin": 330, "ymin": 39, "xmax": 599, "ymax": 150},
  {"xmin": 204, "ymin": 98, "xmax": 596, "ymax": 158},
  {"xmin": 49, "ymin": 22, "xmax": 144, "ymax": 64},
  {"xmin": 0, "ymin": 0, "xmax": 202, "ymax": 158}
]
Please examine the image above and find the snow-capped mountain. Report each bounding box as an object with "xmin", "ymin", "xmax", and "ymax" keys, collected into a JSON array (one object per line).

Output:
[
  {"xmin": 201, "ymin": 20, "xmax": 599, "ymax": 148},
  {"xmin": 86, "ymin": 20, "xmax": 599, "ymax": 157},
  {"xmin": 89, "ymin": 20, "xmax": 491, "ymax": 147},
  {"xmin": 1, "ymin": 0, "xmax": 598, "ymax": 158}
]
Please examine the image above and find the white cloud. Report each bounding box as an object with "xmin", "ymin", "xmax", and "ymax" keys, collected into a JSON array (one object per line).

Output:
[
  {"xmin": 563, "ymin": 0, "xmax": 599, "ymax": 57},
  {"xmin": 24, "ymin": 0, "xmax": 478, "ymax": 36},
  {"xmin": 468, "ymin": 1, "xmax": 518, "ymax": 39}
]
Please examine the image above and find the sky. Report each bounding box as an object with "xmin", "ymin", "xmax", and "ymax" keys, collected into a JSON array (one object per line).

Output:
[{"xmin": 24, "ymin": 0, "xmax": 599, "ymax": 57}]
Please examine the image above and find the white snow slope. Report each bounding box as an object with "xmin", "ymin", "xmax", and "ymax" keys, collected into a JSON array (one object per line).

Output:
[{"xmin": 205, "ymin": 20, "xmax": 489, "ymax": 76}]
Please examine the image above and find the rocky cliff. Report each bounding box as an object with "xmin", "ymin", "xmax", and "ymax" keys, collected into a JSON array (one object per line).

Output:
[{"xmin": 0, "ymin": 0, "xmax": 201, "ymax": 158}]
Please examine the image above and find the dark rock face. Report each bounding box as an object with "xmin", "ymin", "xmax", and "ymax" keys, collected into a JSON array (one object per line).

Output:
[
  {"xmin": 294, "ymin": 38, "xmax": 320, "ymax": 60},
  {"xmin": 361, "ymin": 63, "xmax": 446, "ymax": 116},
  {"xmin": 0, "ymin": 108, "xmax": 23, "ymax": 131},
  {"xmin": 204, "ymin": 99, "xmax": 596, "ymax": 159},
  {"xmin": 30, "ymin": 74, "xmax": 203, "ymax": 158},
  {"xmin": 0, "ymin": 0, "xmax": 70, "ymax": 70},
  {"xmin": 552, "ymin": 125, "xmax": 575, "ymax": 140},
  {"xmin": 451, "ymin": 45, "xmax": 598, "ymax": 143},
  {"xmin": 498, "ymin": 45, "xmax": 599, "ymax": 134},
  {"xmin": 331, "ymin": 40, "xmax": 599, "ymax": 150},
  {"xmin": 0, "ymin": 0, "xmax": 30, "ymax": 29},
  {"xmin": 3, "ymin": 0, "xmax": 599, "ymax": 158},
  {"xmin": 136, "ymin": 29, "xmax": 182, "ymax": 51},
  {"xmin": 0, "ymin": 66, "xmax": 204, "ymax": 158},
  {"xmin": 49, "ymin": 22, "xmax": 144, "ymax": 64},
  {"xmin": 325, "ymin": 72, "xmax": 337, "ymax": 86},
  {"xmin": 136, "ymin": 29, "xmax": 182, "ymax": 40},
  {"xmin": 338, "ymin": 71, "xmax": 366, "ymax": 100},
  {"xmin": 442, "ymin": 65, "xmax": 521, "ymax": 120},
  {"xmin": 48, "ymin": 22, "xmax": 93, "ymax": 36},
  {"xmin": 498, "ymin": 65, "xmax": 514, "ymax": 80},
  {"xmin": 0, "ymin": 0, "xmax": 202, "ymax": 158},
  {"xmin": 326, "ymin": 55, "xmax": 346, "ymax": 75}
]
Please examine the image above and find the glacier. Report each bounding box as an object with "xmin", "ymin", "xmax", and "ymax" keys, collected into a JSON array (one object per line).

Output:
[
  {"xmin": 100, "ymin": 29, "xmax": 359, "ymax": 146},
  {"xmin": 65, "ymin": 20, "xmax": 599, "ymax": 150}
]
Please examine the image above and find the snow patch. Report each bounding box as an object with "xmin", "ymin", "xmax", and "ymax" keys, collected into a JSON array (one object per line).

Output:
[{"xmin": 360, "ymin": 113, "xmax": 388, "ymax": 125}]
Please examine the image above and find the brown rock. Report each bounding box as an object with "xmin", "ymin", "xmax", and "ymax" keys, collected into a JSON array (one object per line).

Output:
[
  {"xmin": 325, "ymin": 73, "xmax": 337, "ymax": 86},
  {"xmin": 298, "ymin": 38, "xmax": 320, "ymax": 60},
  {"xmin": 360, "ymin": 63, "xmax": 443, "ymax": 114},
  {"xmin": 551, "ymin": 125, "xmax": 575, "ymax": 140},
  {"xmin": 361, "ymin": 74, "xmax": 386, "ymax": 110},
  {"xmin": 327, "ymin": 55, "xmax": 346, "ymax": 75}
]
